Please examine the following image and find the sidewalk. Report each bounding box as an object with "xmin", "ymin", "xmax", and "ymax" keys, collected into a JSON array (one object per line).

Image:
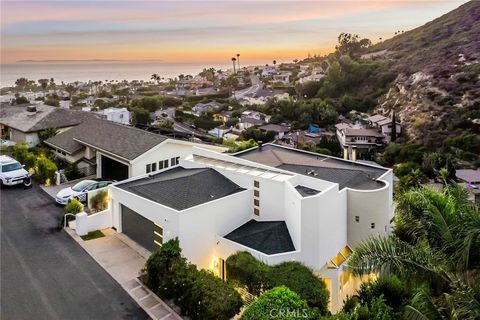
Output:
[{"xmin": 65, "ymin": 228, "xmax": 182, "ymax": 320}]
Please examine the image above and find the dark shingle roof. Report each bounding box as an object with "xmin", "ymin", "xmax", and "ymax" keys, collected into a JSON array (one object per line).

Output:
[
  {"xmin": 45, "ymin": 117, "xmax": 168, "ymax": 160},
  {"xmin": 295, "ymin": 185, "xmax": 321, "ymax": 197},
  {"xmin": 224, "ymin": 220, "xmax": 295, "ymax": 255},
  {"xmin": 117, "ymin": 167, "xmax": 245, "ymax": 210},
  {"xmin": 236, "ymin": 144, "xmax": 388, "ymax": 190}
]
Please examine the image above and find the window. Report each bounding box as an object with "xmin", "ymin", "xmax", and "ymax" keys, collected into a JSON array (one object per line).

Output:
[
  {"xmin": 154, "ymin": 223, "xmax": 163, "ymax": 247},
  {"xmin": 355, "ymin": 216, "xmax": 360, "ymax": 223},
  {"xmin": 175, "ymin": 157, "xmax": 180, "ymax": 165},
  {"xmin": 371, "ymin": 223, "xmax": 375, "ymax": 229},
  {"xmin": 254, "ymin": 190, "xmax": 260, "ymax": 197},
  {"xmin": 170, "ymin": 157, "xmax": 176, "ymax": 166},
  {"xmin": 152, "ymin": 162, "xmax": 157, "ymax": 172},
  {"xmin": 158, "ymin": 161, "xmax": 164, "ymax": 170},
  {"xmin": 254, "ymin": 180, "xmax": 260, "ymax": 188},
  {"xmin": 146, "ymin": 164, "xmax": 151, "ymax": 173},
  {"xmin": 254, "ymin": 199, "xmax": 260, "ymax": 207},
  {"xmin": 254, "ymin": 208, "xmax": 260, "ymax": 216},
  {"xmin": 164, "ymin": 160, "xmax": 169, "ymax": 168}
]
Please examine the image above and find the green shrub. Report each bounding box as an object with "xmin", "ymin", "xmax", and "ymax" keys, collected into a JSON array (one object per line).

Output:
[
  {"xmin": 24, "ymin": 153, "xmax": 36, "ymax": 170},
  {"xmin": 226, "ymin": 252, "xmax": 330, "ymax": 314},
  {"xmin": 357, "ymin": 276, "xmax": 410, "ymax": 312},
  {"xmin": 12, "ymin": 143, "xmax": 29, "ymax": 163},
  {"xmin": 226, "ymin": 251, "xmax": 270, "ymax": 295},
  {"xmin": 241, "ymin": 286, "xmax": 317, "ymax": 320},
  {"xmin": 145, "ymin": 239, "xmax": 242, "ymax": 320},
  {"xmin": 35, "ymin": 156, "xmax": 57, "ymax": 185},
  {"xmin": 64, "ymin": 162, "xmax": 81, "ymax": 180},
  {"xmin": 270, "ymin": 262, "xmax": 329, "ymax": 314},
  {"xmin": 89, "ymin": 190, "xmax": 108, "ymax": 212},
  {"xmin": 64, "ymin": 198, "xmax": 84, "ymax": 221}
]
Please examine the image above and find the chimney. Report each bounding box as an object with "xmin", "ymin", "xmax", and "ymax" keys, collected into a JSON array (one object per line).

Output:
[
  {"xmin": 26, "ymin": 105, "xmax": 37, "ymax": 116},
  {"xmin": 343, "ymin": 147, "xmax": 349, "ymax": 160},
  {"xmin": 352, "ymin": 146, "xmax": 357, "ymax": 161},
  {"xmin": 258, "ymin": 141, "xmax": 263, "ymax": 151}
]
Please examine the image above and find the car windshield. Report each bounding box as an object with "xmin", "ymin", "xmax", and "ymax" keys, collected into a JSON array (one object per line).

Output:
[
  {"xmin": 72, "ymin": 180, "xmax": 93, "ymax": 192},
  {"xmin": 1, "ymin": 162, "xmax": 23, "ymax": 172}
]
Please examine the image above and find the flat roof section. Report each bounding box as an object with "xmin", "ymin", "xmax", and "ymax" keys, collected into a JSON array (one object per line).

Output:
[
  {"xmin": 236, "ymin": 144, "xmax": 388, "ymax": 190},
  {"xmin": 117, "ymin": 167, "xmax": 245, "ymax": 210},
  {"xmin": 224, "ymin": 220, "xmax": 295, "ymax": 255}
]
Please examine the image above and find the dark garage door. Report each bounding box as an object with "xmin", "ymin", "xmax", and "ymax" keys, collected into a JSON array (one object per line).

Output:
[
  {"xmin": 121, "ymin": 205, "xmax": 162, "ymax": 252},
  {"xmin": 101, "ymin": 155, "xmax": 129, "ymax": 181}
]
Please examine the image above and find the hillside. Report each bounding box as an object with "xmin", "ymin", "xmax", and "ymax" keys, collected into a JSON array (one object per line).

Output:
[{"xmin": 366, "ymin": 1, "xmax": 480, "ymax": 155}]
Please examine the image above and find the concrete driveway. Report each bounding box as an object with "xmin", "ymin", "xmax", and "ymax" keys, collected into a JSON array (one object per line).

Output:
[{"xmin": 0, "ymin": 184, "xmax": 149, "ymax": 320}]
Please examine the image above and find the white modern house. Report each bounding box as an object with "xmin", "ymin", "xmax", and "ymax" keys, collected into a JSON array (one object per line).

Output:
[
  {"xmin": 44, "ymin": 117, "xmax": 226, "ymax": 181},
  {"xmin": 98, "ymin": 143, "xmax": 394, "ymax": 312},
  {"xmin": 100, "ymin": 107, "xmax": 130, "ymax": 125}
]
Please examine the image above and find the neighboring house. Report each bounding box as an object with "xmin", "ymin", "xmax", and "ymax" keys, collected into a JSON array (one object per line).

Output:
[
  {"xmin": 44, "ymin": 117, "xmax": 226, "ymax": 181},
  {"xmin": 208, "ymin": 125, "xmax": 232, "ymax": 138},
  {"xmin": 335, "ymin": 123, "xmax": 386, "ymax": 160},
  {"xmin": 261, "ymin": 66, "xmax": 278, "ymax": 77},
  {"xmin": 192, "ymin": 101, "xmax": 222, "ymax": 116},
  {"xmin": 0, "ymin": 94, "xmax": 16, "ymax": 104},
  {"xmin": 59, "ymin": 100, "xmax": 71, "ymax": 109},
  {"xmin": 213, "ymin": 110, "xmax": 233, "ymax": 123},
  {"xmin": 100, "ymin": 107, "xmax": 130, "ymax": 125},
  {"xmin": 272, "ymin": 71, "xmax": 291, "ymax": 84},
  {"xmin": 237, "ymin": 116, "xmax": 265, "ymax": 131},
  {"xmin": 258, "ymin": 123, "xmax": 290, "ymax": 140},
  {"xmin": 195, "ymin": 87, "xmax": 217, "ymax": 96},
  {"xmin": 298, "ymin": 67, "xmax": 325, "ymax": 84},
  {"xmin": 367, "ymin": 114, "xmax": 401, "ymax": 143},
  {"xmin": 0, "ymin": 104, "xmax": 100, "ymax": 147},
  {"xmin": 154, "ymin": 107, "xmax": 176, "ymax": 120},
  {"xmin": 283, "ymin": 130, "xmax": 334, "ymax": 147},
  {"xmin": 456, "ymin": 169, "xmax": 480, "ymax": 185},
  {"xmin": 107, "ymin": 143, "xmax": 394, "ymax": 313}
]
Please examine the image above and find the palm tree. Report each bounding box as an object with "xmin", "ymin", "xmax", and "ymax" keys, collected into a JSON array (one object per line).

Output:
[
  {"xmin": 231, "ymin": 57, "xmax": 237, "ymax": 73},
  {"xmin": 65, "ymin": 84, "xmax": 77, "ymax": 100},
  {"xmin": 49, "ymin": 78, "xmax": 56, "ymax": 95},
  {"xmin": 273, "ymin": 60, "xmax": 277, "ymax": 66},
  {"xmin": 38, "ymin": 79, "xmax": 49, "ymax": 98},
  {"xmin": 236, "ymin": 53, "xmax": 240, "ymax": 70},
  {"xmin": 348, "ymin": 185, "xmax": 480, "ymax": 319}
]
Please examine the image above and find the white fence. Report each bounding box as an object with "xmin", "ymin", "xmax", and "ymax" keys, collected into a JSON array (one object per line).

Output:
[{"xmin": 75, "ymin": 209, "xmax": 113, "ymax": 236}]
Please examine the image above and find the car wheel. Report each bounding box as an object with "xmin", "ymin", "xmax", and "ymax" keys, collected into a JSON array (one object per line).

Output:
[{"xmin": 23, "ymin": 177, "xmax": 32, "ymax": 187}]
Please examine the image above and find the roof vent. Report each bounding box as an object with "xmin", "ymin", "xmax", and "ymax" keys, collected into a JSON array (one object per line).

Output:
[{"xmin": 26, "ymin": 105, "xmax": 37, "ymax": 114}]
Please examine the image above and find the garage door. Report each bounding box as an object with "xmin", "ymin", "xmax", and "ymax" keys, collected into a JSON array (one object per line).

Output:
[
  {"xmin": 121, "ymin": 204, "xmax": 163, "ymax": 252},
  {"xmin": 101, "ymin": 155, "xmax": 129, "ymax": 181}
]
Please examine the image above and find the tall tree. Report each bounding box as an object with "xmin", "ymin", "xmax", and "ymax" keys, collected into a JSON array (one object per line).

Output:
[
  {"xmin": 38, "ymin": 79, "xmax": 49, "ymax": 98},
  {"xmin": 390, "ymin": 111, "xmax": 397, "ymax": 142},
  {"xmin": 64, "ymin": 84, "xmax": 77, "ymax": 99},
  {"xmin": 236, "ymin": 53, "xmax": 240, "ymax": 70},
  {"xmin": 15, "ymin": 77, "xmax": 29, "ymax": 92},
  {"xmin": 49, "ymin": 78, "xmax": 56, "ymax": 95},
  {"xmin": 231, "ymin": 57, "xmax": 237, "ymax": 73}
]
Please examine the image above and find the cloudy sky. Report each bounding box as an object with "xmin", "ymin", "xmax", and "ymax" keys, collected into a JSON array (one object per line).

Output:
[{"xmin": 0, "ymin": 0, "xmax": 469, "ymax": 64}]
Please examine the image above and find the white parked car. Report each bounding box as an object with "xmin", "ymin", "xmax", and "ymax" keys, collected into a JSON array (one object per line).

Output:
[
  {"xmin": 55, "ymin": 179, "xmax": 112, "ymax": 205},
  {"xmin": 0, "ymin": 155, "xmax": 32, "ymax": 187},
  {"xmin": 0, "ymin": 139, "xmax": 16, "ymax": 147}
]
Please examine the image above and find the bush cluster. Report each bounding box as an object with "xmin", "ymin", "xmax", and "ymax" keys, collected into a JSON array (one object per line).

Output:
[
  {"xmin": 144, "ymin": 239, "xmax": 242, "ymax": 320},
  {"xmin": 226, "ymin": 252, "xmax": 329, "ymax": 315},
  {"xmin": 64, "ymin": 198, "xmax": 84, "ymax": 222},
  {"xmin": 35, "ymin": 156, "xmax": 58, "ymax": 185},
  {"xmin": 89, "ymin": 190, "xmax": 108, "ymax": 212}
]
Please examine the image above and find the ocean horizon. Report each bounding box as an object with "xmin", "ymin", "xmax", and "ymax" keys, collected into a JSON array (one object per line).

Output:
[{"xmin": 0, "ymin": 60, "xmax": 267, "ymax": 88}]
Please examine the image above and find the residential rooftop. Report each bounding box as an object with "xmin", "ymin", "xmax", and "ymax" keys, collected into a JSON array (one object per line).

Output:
[
  {"xmin": 235, "ymin": 144, "xmax": 388, "ymax": 190},
  {"xmin": 224, "ymin": 220, "xmax": 295, "ymax": 255},
  {"xmin": 0, "ymin": 104, "xmax": 101, "ymax": 133},
  {"xmin": 45, "ymin": 117, "xmax": 168, "ymax": 160},
  {"xmin": 116, "ymin": 167, "xmax": 245, "ymax": 210}
]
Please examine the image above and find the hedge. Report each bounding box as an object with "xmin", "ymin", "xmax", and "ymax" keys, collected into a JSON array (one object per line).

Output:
[
  {"xmin": 240, "ymin": 286, "xmax": 317, "ymax": 320},
  {"xmin": 226, "ymin": 252, "xmax": 329, "ymax": 314},
  {"xmin": 225, "ymin": 251, "xmax": 270, "ymax": 295},
  {"xmin": 35, "ymin": 156, "xmax": 58, "ymax": 185},
  {"xmin": 144, "ymin": 239, "xmax": 242, "ymax": 320}
]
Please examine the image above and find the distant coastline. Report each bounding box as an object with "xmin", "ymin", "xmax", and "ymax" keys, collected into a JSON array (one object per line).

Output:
[{"xmin": 15, "ymin": 59, "xmax": 165, "ymax": 63}]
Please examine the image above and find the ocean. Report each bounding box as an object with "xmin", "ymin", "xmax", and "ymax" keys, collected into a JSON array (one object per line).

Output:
[{"xmin": 0, "ymin": 60, "xmax": 256, "ymax": 87}]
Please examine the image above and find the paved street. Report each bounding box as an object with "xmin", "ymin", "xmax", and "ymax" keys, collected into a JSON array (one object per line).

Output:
[{"xmin": 0, "ymin": 184, "xmax": 149, "ymax": 320}]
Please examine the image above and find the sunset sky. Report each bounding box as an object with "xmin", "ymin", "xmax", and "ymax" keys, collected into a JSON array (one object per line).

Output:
[{"xmin": 0, "ymin": 0, "xmax": 469, "ymax": 64}]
